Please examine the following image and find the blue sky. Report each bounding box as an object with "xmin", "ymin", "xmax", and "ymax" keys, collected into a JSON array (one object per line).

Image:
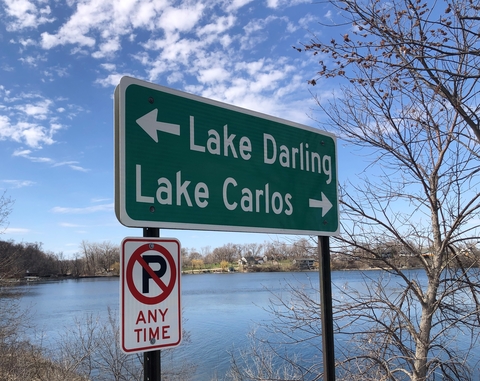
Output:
[{"xmin": 0, "ymin": 0, "xmax": 354, "ymax": 257}]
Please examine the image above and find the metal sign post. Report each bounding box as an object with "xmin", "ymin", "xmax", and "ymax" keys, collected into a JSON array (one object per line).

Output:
[
  {"xmin": 318, "ymin": 236, "xmax": 336, "ymax": 381},
  {"xmin": 144, "ymin": 227, "xmax": 160, "ymax": 381}
]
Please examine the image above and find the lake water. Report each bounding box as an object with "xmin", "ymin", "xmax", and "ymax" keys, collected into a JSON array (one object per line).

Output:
[
  {"xmin": 11, "ymin": 269, "xmax": 477, "ymax": 380},
  {"xmin": 14, "ymin": 271, "xmax": 331, "ymax": 379}
]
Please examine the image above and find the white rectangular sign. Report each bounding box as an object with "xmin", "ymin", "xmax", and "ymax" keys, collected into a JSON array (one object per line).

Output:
[{"xmin": 120, "ymin": 237, "xmax": 181, "ymax": 353}]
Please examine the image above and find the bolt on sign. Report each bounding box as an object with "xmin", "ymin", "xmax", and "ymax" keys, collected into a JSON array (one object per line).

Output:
[
  {"xmin": 120, "ymin": 237, "xmax": 181, "ymax": 353},
  {"xmin": 114, "ymin": 76, "xmax": 339, "ymax": 235}
]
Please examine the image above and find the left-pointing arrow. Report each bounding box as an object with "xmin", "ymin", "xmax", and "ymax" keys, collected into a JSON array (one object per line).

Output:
[
  {"xmin": 309, "ymin": 192, "xmax": 333, "ymax": 217},
  {"xmin": 136, "ymin": 109, "xmax": 180, "ymax": 142}
]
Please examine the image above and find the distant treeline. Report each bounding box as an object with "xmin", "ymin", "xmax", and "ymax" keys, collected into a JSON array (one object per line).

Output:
[
  {"xmin": 0, "ymin": 240, "xmax": 120, "ymax": 280},
  {"xmin": 181, "ymin": 238, "xmax": 315, "ymax": 270},
  {"xmin": 0, "ymin": 240, "xmax": 61, "ymax": 279},
  {"xmin": 0, "ymin": 238, "xmax": 318, "ymax": 280},
  {"xmin": 4, "ymin": 236, "xmax": 476, "ymax": 280}
]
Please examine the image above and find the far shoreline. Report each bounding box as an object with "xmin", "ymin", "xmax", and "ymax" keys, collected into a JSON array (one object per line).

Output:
[{"xmin": 1, "ymin": 265, "xmax": 431, "ymax": 286}]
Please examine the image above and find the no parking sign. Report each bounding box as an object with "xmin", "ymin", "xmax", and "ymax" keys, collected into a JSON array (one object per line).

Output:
[{"xmin": 120, "ymin": 237, "xmax": 181, "ymax": 353}]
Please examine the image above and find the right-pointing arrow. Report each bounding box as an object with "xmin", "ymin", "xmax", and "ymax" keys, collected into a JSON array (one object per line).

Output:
[
  {"xmin": 136, "ymin": 109, "xmax": 180, "ymax": 143},
  {"xmin": 309, "ymin": 193, "xmax": 333, "ymax": 217}
]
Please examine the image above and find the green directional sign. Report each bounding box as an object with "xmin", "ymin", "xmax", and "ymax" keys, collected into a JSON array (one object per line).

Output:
[{"xmin": 115, "ymin": 76, "xmax": 339, "ymax": 235}]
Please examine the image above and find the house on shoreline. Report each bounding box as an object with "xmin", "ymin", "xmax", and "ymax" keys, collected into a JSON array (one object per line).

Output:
[{"xmin": 292, "ymin": 258, "xmax": 317, "ymax": 270}]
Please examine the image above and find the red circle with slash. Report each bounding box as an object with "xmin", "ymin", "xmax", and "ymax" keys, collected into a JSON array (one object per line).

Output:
[{"xmin": 126, "ymin": 243, "xmax": 177, "ymax": 305}]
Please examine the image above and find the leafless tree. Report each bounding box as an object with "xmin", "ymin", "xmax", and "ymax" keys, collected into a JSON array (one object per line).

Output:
[
  {"xmin": 71, "ymin": 251, "xmax": 85, "ymax": 278},
  {"xmin": 200, "ymin": 245, "xmax": 212, "ymax": 257},
  {"xmin": 297, "ymin": 0, "xmax": 480, "ymax": 143},
  {"xmin": 96, "ymin": 242, "xmax": 120, "ymax": 274},
  {"xmin": 80, "ymin": 240, "xmax": 96, "ymax": 276},
  {"xmin": 228, "ymin": 278, "xmax": 324, "ymax": 381},
  {"xmin": 263, "ymin": 241, "xmax": 290, "ymax": 261},
  {"xmin": 289, "ymin": 238, "xmax": 316, "ymax": 258},
  {"xmin": 0, "ymin": 190, "xmax": 13, "ymax": 234},
  {"xmin": 0, "ymin": 240, "xmax": 20, "ymax": 281},
  {"xmin": 51, "ymin": 251, "xmax": 70, "ymax": 275},
  {"xmin": 0, "ymin": 191, "xmax": 15, "ymax": 281},
  {"xmin": 181, "ymin": 247, "xmax": 190, "ymax": 270},
  {"xmin": 229, "ymin": 0, "xmax": 480, "ymax": 380},
  {"xmin": 295, "ymin": 0, "xmax": 480, "ymax": 379},
  {"xmin": 78, "ymin": 241, "xmax": 119, "ymax": 276},
  {"xmin": 51, "ymin": 309, "xmax": 196, "ymax": 381},
  {"xmin": 188, "ymin": 250, "xmax": 202, "ymax": 262},
  {"xmin": 211, "ymin": 243, "xmax": 243, "ymax": 264}
]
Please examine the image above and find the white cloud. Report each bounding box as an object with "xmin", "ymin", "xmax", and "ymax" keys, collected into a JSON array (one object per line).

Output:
[
  {"xmin": 22, "ymin": 123, "xmax": 54, "ymax": 146},
  {"xmin": 27, "ymin": 156, "xmax": 55, "ymax": 163},
  {"xmin": 12, "ymin": 149, "xmax": 90, "ymax": 171},
  {"xmin": 240, "ymin": 15, "xmax": 289, "ymax": 50},
  {"xmin": 92, "ymin": 38, "xmax": 121, "ymax": 59},
  {"xmin": 0, "ymin": 115, "xmax": 11, "ymax": 135},
  {"xmin": 244, "ymin": 16, "xmax": 277, "ymax": 35},
  {"xmin": 53, "ymin": 161, "xmax": 90, "ymax": 172},
  {"xmin": 12, "ymin": 149, "xmax": 32, "ymax": 157},
  {"xmin": 197, "ymin": 15, "xmax": 236, "ymax": 37},
  {"xmin": 182, "ymin": 53, "xmax": 313, "ymax": 123},
  {"xmin": 1, "ymin": 64, "xmax": 15, "ymax": 72},
  {"xmin": 218, "ymin": 34, "xmax": 233, "ymax": 48},
  {"xmin": 147, "ymin": 36, "xmax": 202, "ymax": 67},
  {"xmin": 235, "ymin": 59, "xmax": 265, "ymax": 75},
  {"xmin": 166, "ymin": 71, "xmax": 184, "ymax": 85},
  {"xmin": 299, "ymin": 13, "xmax": 319, "ymax": 29},
  {"xmin": 225, "ymin": 0, "xmax": 254, "ymax": 12},
  {"xmin": 17, "ymin": 38, "xmax": 36, "ymax": 47},
  {"xmin": 0, "ymin": 89, "xmax": 70, "ymax": 147},
  {"xmin": 1, "ymin": 179, "xmax": 36, "ymax": 188},
  {"xmin": 40, "ymin": 0, "xmax": 110, "ymax": 49},
  {"xmin": 251, "ymin": 68, "xmax": 289, "ymax": 92},
  {"xmin": 69, "ymin": 164, "xmax": 89, "ymax": 172},
  {"xmin": 198, "ymin": 67, "xmax": 230, "ymax": 84},
  {"xmin": 12, "ymin": 149, "xmax": 54, "ymax": 163},
  {"xmin": 19, "ymin": 54, "xmax": 46, "ymax": 66},
  {"xmin": 95, "ymin": 72, "xmax": 133, "ymax": 87},
  {"xmin": 158, "ymin": 3, "xmax": 204, "ymax": 34},
  {"xmin": 91, "ymin": 197, "xmax": 111, "ymax": 203},
  {"xmin": 266, "ymin": 0, "xmax": 310, "ymax": 9},
  {"xmin": 4, "ymin": 227, "xmax": 30, "ymax": 234},
  {"xmin": 100, "ymin": 63, "xmax": 116, "ymax": 71},
  {"xmin": 38, "ymin": 0, "xmax": 204, "ymax": 61},
  {"xmin": 2, "ymin": 0, "xmax": 54, "ymax": 30},
  {"xmin": 15, "ymin": 99, "xmax": 52, "ymax": 119},
  {"xmin": 0, "ymin": 119, "xmax": 55, "ymax": 148},
  {"xmin": 129, "ymin": 1, "xmax": 157, "ymax": 29},
  {"xmin": 60, "ymin": 222, "xmax": 86, "ymax": 228},
  {"xmin": 41, "ymin": 28, "xmax": 96, "ymax": 49},
  {"xmin": 51, "ymin": 203, "xmax": 114, "ymax": 214}
]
